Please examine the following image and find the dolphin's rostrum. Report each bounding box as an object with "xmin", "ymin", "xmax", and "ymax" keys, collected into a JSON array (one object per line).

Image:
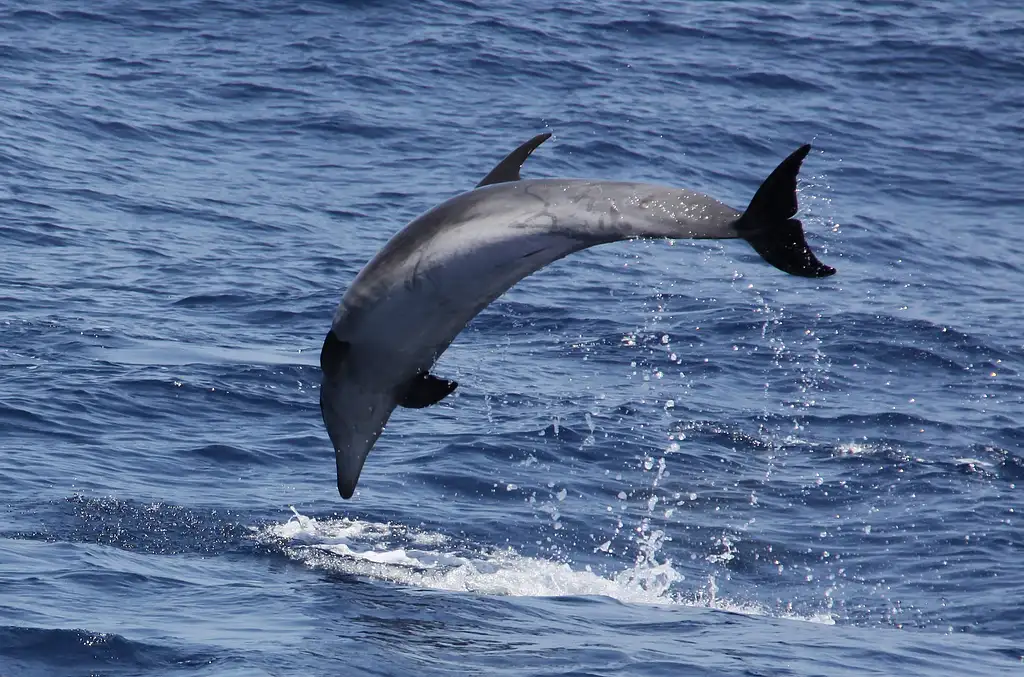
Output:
[{"xmin": 321, "ymin": 134, "xmax": 835, "ymax": 499}]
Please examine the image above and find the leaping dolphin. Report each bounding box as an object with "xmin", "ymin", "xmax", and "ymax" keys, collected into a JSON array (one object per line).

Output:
[{"xmin": 320, "ymin": 134, "xmax": 835, "ymax": 499}]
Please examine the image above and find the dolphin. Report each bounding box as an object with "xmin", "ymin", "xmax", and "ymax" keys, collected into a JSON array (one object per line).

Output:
[{"xmin": 320, "ymin": 134, "xmax": 835, "ymax": 498}]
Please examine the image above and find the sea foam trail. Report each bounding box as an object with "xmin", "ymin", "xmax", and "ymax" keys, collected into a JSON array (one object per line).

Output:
[{"xmin": 255, "ymin": 508, "xmax": 835, "ymax": 625}]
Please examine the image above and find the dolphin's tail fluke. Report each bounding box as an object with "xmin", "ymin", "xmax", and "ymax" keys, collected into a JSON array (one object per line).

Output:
[{"xmin": 735, "ymin": 144, "xmax": 836, "ymax": 278}]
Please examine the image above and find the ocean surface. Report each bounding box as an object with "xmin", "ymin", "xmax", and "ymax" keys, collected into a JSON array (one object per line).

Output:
[{"xmin": 1, "ymin": 1, "xmax": 1022, "ymax": 675}]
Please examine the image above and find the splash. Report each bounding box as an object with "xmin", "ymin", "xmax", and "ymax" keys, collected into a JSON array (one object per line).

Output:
[{"xmin": 254, "ymin": 507, "xmax": 833, "ymax": 624}]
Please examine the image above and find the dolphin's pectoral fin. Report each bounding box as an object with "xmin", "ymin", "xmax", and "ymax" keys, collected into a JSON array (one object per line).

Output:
[
  {"xmin": 398, "ymin": 372, "xmax": 458, "ymax": 408},
  {"xmin": 734, "ymin": 144, "xmax": 836, "ymax": 279},
  {"xmin": 320, "ymin": 330, "xmax": 351, "ymax": 376},
  {"xmin": 476, "ymin": 133, "xmax": 552, "ymax": 188}
]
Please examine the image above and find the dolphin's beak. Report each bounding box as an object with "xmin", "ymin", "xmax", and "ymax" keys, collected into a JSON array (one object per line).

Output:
[{"xmin": 319, "ymin": 382, "xmax": 394, "ymax": 499}]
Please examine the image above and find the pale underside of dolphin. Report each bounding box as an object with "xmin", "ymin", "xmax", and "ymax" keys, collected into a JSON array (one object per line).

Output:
[{"xmin": 320, "ymin": 133, "xmax": 836, "ymax": 499}]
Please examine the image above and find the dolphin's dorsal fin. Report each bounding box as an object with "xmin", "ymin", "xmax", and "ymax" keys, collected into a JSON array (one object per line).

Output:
[
  {"xmin": 476, "ymin": 132, "xmax": 552, "ymax": 188},
  {"xmin": 398, "ymin": 372, "xmax": 458, "ymax": 408}
]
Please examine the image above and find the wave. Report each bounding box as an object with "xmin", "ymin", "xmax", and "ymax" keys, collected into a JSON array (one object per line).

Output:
[{"xmin": 0, "ymin": 625, "xmax": 213, "ymax": 671}]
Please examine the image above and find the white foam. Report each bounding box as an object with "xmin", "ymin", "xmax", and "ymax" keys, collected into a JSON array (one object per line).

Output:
[
  {"xmin": 836, "ymin": 441, "xmax": 878, "ymax": 456},
  {"xmin": 254, "ymin": 507, "xmax": 834, "ymax": 625},
  {"xmin": 953, "ymin": 457, "xmax": 993, "ymax": 468}
]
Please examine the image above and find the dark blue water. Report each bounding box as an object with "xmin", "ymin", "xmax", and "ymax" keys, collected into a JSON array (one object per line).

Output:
[{"xmin": 2, "ymin": 1, "xmax": 1022, "ymax": 675}]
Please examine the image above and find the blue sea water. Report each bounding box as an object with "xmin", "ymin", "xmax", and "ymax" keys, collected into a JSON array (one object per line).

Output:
[{"xmin": 1, "ymin": 0, "xmax": 1023, "ymax": 674}]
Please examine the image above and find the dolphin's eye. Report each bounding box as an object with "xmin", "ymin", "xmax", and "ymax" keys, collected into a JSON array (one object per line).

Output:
[{"xmin": 320, "ymin": 331, "xmax": 350, "ymax": 376}]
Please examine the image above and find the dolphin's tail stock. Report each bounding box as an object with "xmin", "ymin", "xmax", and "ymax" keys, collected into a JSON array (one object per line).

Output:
[{"xmin": 734, "ymin": 144, "xmax": 836, "ymax": 278}]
